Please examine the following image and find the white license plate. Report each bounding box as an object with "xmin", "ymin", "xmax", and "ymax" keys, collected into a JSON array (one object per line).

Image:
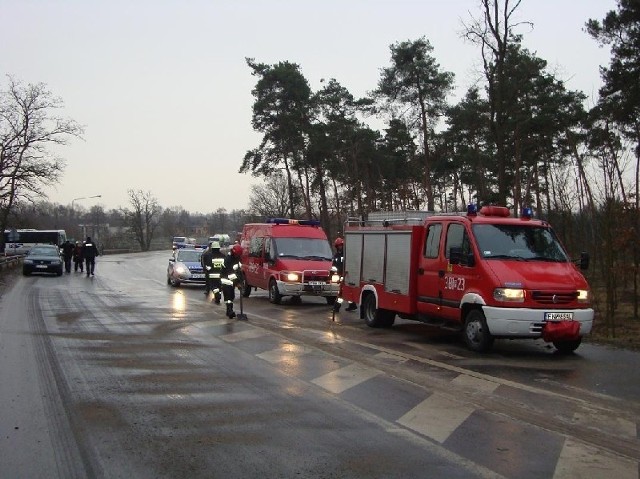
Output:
[
  {"xmin": 308, "ymin": 281, "xmax": 325, "ymax": 285},
  {"xmin": 544, "ymin": 312, "xmax": 573, "ymax": 321},
  {"xmin": 191, "ymin": 274, "xmax": 205, "ymax": 279},
  {"xmin": 36, "ymin": 265, "xmax": 48, "ymax": 269}
]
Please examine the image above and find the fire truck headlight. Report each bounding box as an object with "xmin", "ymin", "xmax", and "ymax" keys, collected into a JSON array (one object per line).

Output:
[
  {"xmin": 493, "ymin": 288, "xmax": 525, "ymax": 302},
  {"xmin": 331, "ymin": 274, "xmax": 340, "ymax": 283},
  {"xmin": 286, "ymin": 272, "xmax": 300, "ymax": 282},
  {"xmin": 577, "ymin": 289, "xmax": 589, "ymax": 302}
]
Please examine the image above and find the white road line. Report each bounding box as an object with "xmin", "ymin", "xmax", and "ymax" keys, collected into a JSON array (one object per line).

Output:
[
  {"xmin": 257, "ymin": 344, "xmax": 313, "ymax": 363},
  {"xmin": 220, "ymin": 328, "xmax": 267, "ymax": 343},
  {"xmin": 553, "ymin": 437, "xmax": 638, "ymax": 479},
  {"xmin": 312, "ymin": 363, "xmax": 380, "ymax": 394},
  {"xmin": 397, "ymin": 392, "xmax": 475, "ymax": 444},
  {"xmin": 451, "ymin": 374, "xmax": 500, "ymax": 393},
  {"xmin": 373, "ymin": 351, "xmax": 409, "ymax": 363}
]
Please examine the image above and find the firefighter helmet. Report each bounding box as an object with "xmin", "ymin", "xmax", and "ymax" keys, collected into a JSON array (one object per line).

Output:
[
  {"xmin": 231, "ymin": 244, "xmax": 243, "ymax": 256},
  {"xmin": 334, "ymin": 237, "xmax": 344, "ymax": 248}
]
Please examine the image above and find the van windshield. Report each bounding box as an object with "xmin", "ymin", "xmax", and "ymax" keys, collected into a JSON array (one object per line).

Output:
[
  {"xmin": 274, "ymin": 238, "xmax": 332, "ymax": 261},
  {"xmin": 472, "ymin": 224, "xmax": 569, "ymax": 262}
]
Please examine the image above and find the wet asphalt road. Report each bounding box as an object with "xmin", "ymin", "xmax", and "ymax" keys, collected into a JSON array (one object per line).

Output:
[{"xmin": 0, "ymin": 251, "xmax": 639, "ymax": 479}]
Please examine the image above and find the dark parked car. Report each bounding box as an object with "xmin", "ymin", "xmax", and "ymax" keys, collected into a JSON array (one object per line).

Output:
[{"xmin": 22, "ymin": 245, "xmax": 63, "ymax": 276}]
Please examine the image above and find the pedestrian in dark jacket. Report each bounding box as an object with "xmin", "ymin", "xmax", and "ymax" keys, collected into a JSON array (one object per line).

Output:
[
  {"xmin": 82, "ymin": 236, "xmax": 99, "ymax": 277},
  {"xmin": 73, "ymin": 241, "xmax": 84, "ymax": 272},
  {"xmin": 61, "ymin": 240, "xmax": 74, "ymax": 273}
]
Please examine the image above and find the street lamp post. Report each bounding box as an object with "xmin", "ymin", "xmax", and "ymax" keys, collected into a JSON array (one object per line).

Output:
[{"xmin": 71, "ymin": 195, "xmax": 102, "ymax": 239}]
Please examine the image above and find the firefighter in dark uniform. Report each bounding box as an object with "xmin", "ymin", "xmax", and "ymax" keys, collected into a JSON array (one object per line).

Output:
[
  {"xmin": 201, "ymin": 243, "xmax": 214, "ymax": 295},
  {"xmin": 209, "ymin": 241, "xmax": 224, "ymax": 304},
  {"xmin": 221, "ymin": 243, "xmax": 243, "ymax": 318},
  {"xmin": 332, "ymin": 237, "xmax": 357, "ymax": 312}
]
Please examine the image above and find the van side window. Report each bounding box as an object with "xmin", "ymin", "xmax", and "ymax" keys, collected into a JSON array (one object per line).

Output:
[
  {"xmin": 424, "ymin": 223, "xmax": 442, "ymax": 258},
  {"xmin": 249, "ymin": 237, "xmax": 264, "ymax": 257},
  {"xmin": 264, "ymin": 238, "xmax": 272, "ymax": 260},
  {"xmin": 445, "ymin": 223, "xmax": 471, "ymax": 258}
]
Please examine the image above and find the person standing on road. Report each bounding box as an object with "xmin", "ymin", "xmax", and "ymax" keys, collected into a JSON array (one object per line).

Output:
[
  {"xmin": 220, "ymin": 243, "xmax": 243, "ymax": 318},
  {"xmin": 209, "ymin": 242, "xmax": 226, "ymax": 304},
  {"xmin": 82, "ymin": 236, "xmax": 99, "ymax": 277},
  {"xmin": 73, "ymin": 241, "xmax": 84, "ymax": 272},
  {"xmin": 61, "ymin": 240, "xmax": 75, "ymax": 273},
  {"xmin": 332, "ymin": 237, "xmax": 357, "ymax": 312},
  {"xmin": 201, "ymin": 243, "xmax": 214, "ymax": 295}
]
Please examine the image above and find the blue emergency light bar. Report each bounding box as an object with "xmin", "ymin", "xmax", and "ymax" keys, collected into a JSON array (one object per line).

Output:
[
  {"xmin": 266, "ymin": 218, "xmax": 321, "ymax": 226},
  {"xmin": 467, "ymin": 204, "xmax": 478, "ymax": 216},
  {"xmin": 521, "ymin": 207, "xmax": 533, "ymax": 219}
]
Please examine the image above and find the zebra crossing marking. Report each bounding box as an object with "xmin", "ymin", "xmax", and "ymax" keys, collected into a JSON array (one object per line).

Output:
[
  {"xmin": 397, "ymin": 392, "xmax": 475, "ymax": 444},
  {"xmin": 311, "ymin": 363, "xmax": 380, "ymax": 394},
  {"xmin": 553, "ymin": 437, "xmax": 638, "ymax": 479}
]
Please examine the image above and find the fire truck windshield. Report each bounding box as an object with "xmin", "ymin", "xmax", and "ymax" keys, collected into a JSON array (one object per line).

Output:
[
  {"xmin": 472, "ymin": 224, "xmax": 569, "ymax": 262},
  {"xmin": 274, "ymin": 238, "xmax": 333, "ymax": 261}
]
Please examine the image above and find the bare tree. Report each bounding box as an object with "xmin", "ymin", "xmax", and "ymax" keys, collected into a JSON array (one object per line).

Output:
[
  {"xmin": 248, "ymin": 173, "xmax": 303, "ymax": 218},
  {"xmin": 122, "ymin": 189, "xmax": 161, "ymax": 251},
  {"xmin": 0, "ymin": 76, "xmax": 83, "ymax": 249},
  {"xmin": 463, "ymin": 0, "xmax": 528, "ymax": 206}
]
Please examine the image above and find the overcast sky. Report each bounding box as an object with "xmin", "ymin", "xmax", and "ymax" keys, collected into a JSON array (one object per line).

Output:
[{"xmin": 1, "ymin": 0, "xmax": 615, "ymax": 214}]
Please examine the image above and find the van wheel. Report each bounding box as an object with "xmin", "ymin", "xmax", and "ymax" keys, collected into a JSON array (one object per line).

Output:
[
  {"xmin": 268, "ymin": 279, "xmax": 282, "ymax": 304},
  {"xmin": 553, "ymin": 338, "xmax": 582, "ymax": 354},
  {"xmin": 362, "ymin": 295, "xmax": 395, "ymax": 328},
  {"xmin": 463, "ymin": 309, "xmax": 494, "ymax": 353},
  {"xmin": 242, "ymin": 280, "xmax": 252, "ymax": 297}
]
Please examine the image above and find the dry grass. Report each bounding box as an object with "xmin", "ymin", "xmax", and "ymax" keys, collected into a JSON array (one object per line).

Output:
[{"xmin": 588, "ymin": 287, "xmax": 640, "ymax": 351}]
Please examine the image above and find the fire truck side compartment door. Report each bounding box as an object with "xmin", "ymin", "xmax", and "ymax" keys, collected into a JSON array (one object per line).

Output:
[
  {"xmin": 344, "ymin": 233, "xmax": 363, "ymax": 287},
  {"xmin": 417, "ymin": 222, "xmax": 443, "ymax": 316}
]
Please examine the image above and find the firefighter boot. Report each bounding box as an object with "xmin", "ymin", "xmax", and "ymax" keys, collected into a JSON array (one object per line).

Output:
[
  {"xmin": 226, "ymin": 302, "xmax": 236, "ymax": 319},
  {"xmin": 214, "ymin": 290, "xmax": 221, "ymax": 304}
]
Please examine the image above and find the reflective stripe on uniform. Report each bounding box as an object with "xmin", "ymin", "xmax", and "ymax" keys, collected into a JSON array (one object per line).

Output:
[{"xmin": 221, "ymin": 278, "xmax": 233, "ymax": 285}]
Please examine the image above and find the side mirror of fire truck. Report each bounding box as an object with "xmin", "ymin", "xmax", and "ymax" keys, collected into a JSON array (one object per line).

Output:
[
  {"xmin": 579, "ymin": 252, "xmax": 590, "ymax": 270},
  {"xmin": 449, "ymin": 247, "xmax": 475, "ymax": 267}
]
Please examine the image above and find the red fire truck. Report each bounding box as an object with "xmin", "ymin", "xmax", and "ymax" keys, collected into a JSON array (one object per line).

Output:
[
  {"xmin": 240, "ymin": 218, "xmax": 340, "ymax": 304},
  {"xmin": 339, "ymin": 205, "xmax": 593, "ymax": 353}
]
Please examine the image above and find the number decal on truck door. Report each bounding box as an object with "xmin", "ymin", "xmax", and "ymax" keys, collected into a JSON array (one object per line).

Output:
[{"xmin": 444, "ymin": 276, "xmax": 465, "ymax": 291}]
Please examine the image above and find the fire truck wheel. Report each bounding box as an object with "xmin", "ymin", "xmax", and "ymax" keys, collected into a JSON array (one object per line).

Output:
[
  {"xmin": 553, "ymin": 338, "xmax": 582, "ymax": 354},
  {"xmin": 362, "ymin": 295, "xmax": 395, "ymax": 328},
  {"xmin": 269, "ymin": 279, "xmax": 282, "ymax": 304},
  {"xmin": 242, "ymin": 281, "xmax": 252, "ymax": 297},
  {"xmin": 463, "ymin": 310, "xmax": 494, "ymax": 353}
]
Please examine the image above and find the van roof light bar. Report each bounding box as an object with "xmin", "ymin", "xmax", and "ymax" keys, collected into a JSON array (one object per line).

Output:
[{"xmin": 266, "ymin": 218, "xmax": 321, "ymax": 226}]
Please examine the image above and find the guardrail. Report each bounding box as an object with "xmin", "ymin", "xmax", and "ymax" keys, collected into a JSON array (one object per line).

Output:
[{"xmin": 0, "ymin": 254, "xmax": 24, "ymax": 271}]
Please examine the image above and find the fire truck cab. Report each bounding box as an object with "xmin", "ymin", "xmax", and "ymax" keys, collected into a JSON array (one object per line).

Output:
[
  {"xmin": 340, "ymin": 205, "xmax": 594, "ymax": 353},
  {"xmin": 240, "ymin": 218, "xmax": 340, "ymax": 304}
]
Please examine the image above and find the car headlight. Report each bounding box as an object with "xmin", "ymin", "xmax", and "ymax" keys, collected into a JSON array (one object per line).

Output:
[
  {"xmin": 285, "ymin": 272, "xmax": 300, "ymax": 282},
  {"xmin": 577, "ymin": 289, "xmax": 590, "ymax": 303},
  {"xmin": 493, "ymin": 288, "xmax": 525, "ymax": 302},
  {"xmin": 331, "ymin": 274, "xmax": 341, "ymax": 283},
  {"xmin": 52, "ymin": 259, "xmax": 61, "ymax": 265},
  {"xmin": 174, "ymin": 264, "xmax": 189, "ymax": 275},
  {"xmin": 24, "ymin": 259, "xmax": 33, "ymax": 264}
]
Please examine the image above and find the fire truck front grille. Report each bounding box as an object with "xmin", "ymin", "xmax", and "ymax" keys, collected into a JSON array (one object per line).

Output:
[
  {"xmin": 303, "ymin": 272, "xmax": 329, "ymax": 282},
  {"xmin": 531, "ymin": 291, "xmax": 578, "ymax": 305}
]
